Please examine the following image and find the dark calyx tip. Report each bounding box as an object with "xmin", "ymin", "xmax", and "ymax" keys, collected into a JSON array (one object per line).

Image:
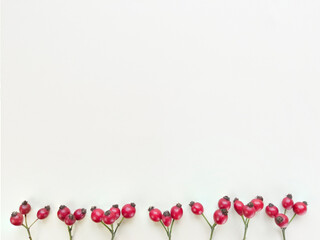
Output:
[
  {"xmin": 268, "ymin": 203, "xmax": 274, "ymax": 207},
  {"xmin": 303, "ymin": 201, "xmax": 308, "ymax": 205},
  {"xmin": 287, "ymin": 194, "xmax": 292, "ymax": 199},
  {"xmin": 22, "ymin": 200, "xmax": 28, "ymax": 205},
  {"xmin": 59, "ymin": 205, "xmax": 66, "ymax": 210},
  {"xmin": 233, "ymin": 198, "xmax": 239, "ymax": 202},
  {"xmin": 130, "ymin": 203, "xmax": 136, "ymax": 207},
  {"xmin": 221, "ymin": 209, "xmax": 228, "ymax": 215},
  {"xmin": 112, "ymin": 204, "xmax": 119, "ymax": 208},
  {"xmin": 105, "ymin": 210, "xmax": 111, "ymax": 216},
  {"xmin": 11, "ymin": 211, "xmax": 18, "ymax": 217},
  {"xmin": 69, "ymin": 214, "xmax": 75, "ymax": 220},
  {"xmin": 276, "ymin": 216, "xmax": 283, "ymax": 224},
  {"xmin": 45, "ymin": 206, "xmax": 50, "ymax": 211},
  {"xmin": 163, "ymin": 211, "xmax": 170, "ymax": 217},
  {"xmin": 223, "ymin": 196, "xmax": 230, "ymax": 201},
  {"xmin": 148, "ymin": 206, "xmax": 154, "ymax": 212},
  {"xmin": 90, "ymin": 206, "xmax": 96, "ymax": 211},
  {"xmin": 257, "ymin": 196, "xmax": 263, "ymax": 201},
  {"xmin": 189, "ymin": 201, "xmax": 195, "ymax": 207},
  {"xmin": 176, "ymin": 203, "xmax": 182, "ymax": 208},
  {"xmin": 81, "ymin": 208, "xmax": 87, "ymax": 214},
  {"xmin": 247, "ymin": 202, "xmax": 254, "ymax": 208}
]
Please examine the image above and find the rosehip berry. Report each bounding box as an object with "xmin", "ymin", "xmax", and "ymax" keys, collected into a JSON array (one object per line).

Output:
[
  {"xmin": 148, "ymin": 207, "xmax": 162, "ymax": 222},
  {"xmin": 233, "ymin": 198, "xmax": 244, "ymax": 216},
  {"xmin": 121, "ymin": 203, "xmax": 136, "ymax": 218},
  {"xmin": 251, "ymin": 196, "xmax": 264, "ymax": 212},
  {"xmin": 37, "ymin": 206, "xmax": 50, "ymax": 219},
  {"xmin": 213, "ymin": 209, "xmax": 228, "ymax": 225},
  {"xmin": 91, "ymin": 207, "xmax": 104, "ymax": 223},
  {"xmin": 103, "ymin": 211, "xmax": 116, "ymax": 225},
  {"xmin": 74, "ymin": 208, "xmax": 86, "ymax": 221},
  {"xmin": 293, "ymin": 201, "xmax": 308, "ymax": 215},
  {"xmin": 189, "ymin": 201, "xmax": 204, "ymax": 215},
  {"xmin": 10, "ymin": 212, "xmax": 24, "ymax": 226},
  {"xmin": 265, "ymin": 203, "xmax": 279, "ymax": 218},
  {"xmin": 64, "ymin": 214, "xmax": 76, "ymax": 226},
  {"xmin": 218, "ymin": 196, "xmax": 231, "ymax": 210},
  {"xmin": 171, "ymin": 203, "xmax": 183, "ymax": 220},
  {"xmin": 57, "ymin": 205, "xmax": 71, "ymax": 221},
  {"xmin": 282, "ymin": 194, "xmax": 294, "ymax": 210},
  {"xmin": 19, "ymin": 201, "xmax": 31, "ymax": 215},
  {"xmin": 110, "ymin": 204, "xmax": 121, "ymax": 220},
  {"xmin": 243, "ymin": 202, "xmax": 256, "ymax": 218},
  {"xmin": 275, "ymin": 214, "xmax": 289, "ymax": 228},
  {"xmin": 162, "ymin": 211, "xmax": 172, "ymax": 227}
]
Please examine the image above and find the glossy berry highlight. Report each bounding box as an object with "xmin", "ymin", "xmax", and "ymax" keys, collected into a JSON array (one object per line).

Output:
[
  {"xmin": 213, "ymin": 209, "xmax": 228, "ymax": 225},
  {"xmin": 171, "ymin": 203, "xmax": 183, "ymax": 220},
  {"xmin": 19, "ymin": 201, "xmax": 31, "ymax": 215},
  {"xmin": 121, "ymin": 203, "xmax": 136, "ymax": 218},
  {"xmin": 190, "ymin": 201, "xmax": 204, "ymax": 215},
  {"xmin": 218, "ymin": 196, "xmax": 231, "ymax": 210},
  {"xmin": 265, "ymin": 203, "xmax": 279, "ymax": 218}
]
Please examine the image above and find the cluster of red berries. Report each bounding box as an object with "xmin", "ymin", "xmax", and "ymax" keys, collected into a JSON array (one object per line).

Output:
[
  {"xmin": 266, "ymin": 194, "xmax": 308, "ymax": 239},
  {"xmin": 57, "ymin": 205, "xmax": 87, "ymax": 239},
  {"xmin": 233, "ymin": 196, "xmax": 264, "ymax": 240},
  {"xmin": 10, "ymin": 196, "xmax": 308, "ymax": 240},
  {"xmin": 91, "ymin": 203, "xmax": 136, "ymax": 240},
  {"xmin": 10, "ymin": 201, "xmax": 50, "ymax": 240},
  {"xmin": 189, "ymin": 196, "xmax": 230, "ymax": 240},
  {"xmin": 148, "ymin": 203, "xmax": 183, "ymax": 239}
]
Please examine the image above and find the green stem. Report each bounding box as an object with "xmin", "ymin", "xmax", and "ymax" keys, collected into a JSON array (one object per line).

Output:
[
  {"xmin": 209, "ymin": 223, "xmax": 217, "ymax": 240},
  {"xmin": 169, "ymin": 219, "xmax": 175, "ymax": 236},
  {"xmin": 202, "ymin": 214, "xmax": 212, "ymax": 228},
  {"xmin": 68, "ymin": 226, "xmax": 73, "ymax": 240},
  {"xmin": 282, "ymin": 228, "xmax": 286, "ymax": 240},
  {"xmin": 284, "ymin": 209, "xmax": 287, "ymax": 215},
  {"xmin": 160, "ymin": 221, "xmax": 170, "ymax": 238},
  {"xmin": 289, "ymin": 214, "xmax": 296, "ymax": 224},
  {"xmin": 29, "ymin": 219, "xmax": 39, "ymax": 229},
  {"xmin": 243, "ymin": 218, "xmax": 250, "ymax": 240},
  {"xmin": 101, "ymin": 221, "xmax": 113, "ymax": 234},
  {"xmin": 114, "ymin": 217, "xmax": 124, "ymax": 235},
  {"xmin": 23, "ymin": 215, "xmax": 32, "ymax": 240}
]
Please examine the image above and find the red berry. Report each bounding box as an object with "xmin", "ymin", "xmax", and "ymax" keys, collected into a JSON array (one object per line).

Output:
[
  {"xmin": 10, "ymin": 212, "xmax": 24, "ymax": 226},
  {"xmin": 218, "ymin": 196, "xmax": 231, "ymax": 210},
  {"xmin": 251, "ymin": 196, "xmax": 264, "ymax": 212},
  {"xmin": 282, "ymin": 194, "xmax": 294, "ymax": 210},
  {"xmin": 213, "ymin": 209, "xmax": 228, "ymax": 225},
  {"xmin": 121, "ymin": 203, "xmax": 136, "ymax": 218},
  {"xmin": 57, "ymin": 205, "xmax": 71, "ymax": 221},
  {"xmin": 110, "ymin": 205, "xmax": 121, "ymax": 220},
  {"xmin": 265, "ymin": 203, "xmax": 279, "ymax": 218},
  {"xmin": 19, "ymin": 201, "xmax": 31, "ymax": 215},
  {"xmin": 293, "ymin": 202, "xmax": 308, "ymax": 215},
  {"xmin": 233, "ymin": 198, "xmax": 244, "ymax": 216},
  {"xmin": 148, "ymin": 207, "xmax": 162, "ymax": 222},
  {"xmin": 189, "ymin": 201, "xmax": 204, "ymax": 215},
  {"xmin": 243, "ymin": 203, "xmax": 256, "ymax": 218},
  {"xmin": 74, "ymin": 208, "xmax": 86, "ymax": 221},
  {"xmin": 64, "ymin": 214, "xmax": 76, "ymax": 226},
  {"xmin": 275, "ymin": 214, "xmax": 289, "ymax": 228},
  {"xmin": 103, "ymin": 211, "xmax": 116, "ymax": 225},
  {"xmin": 171, "ymin": 203, "xmax": 183, "ymax": 220},
  {"xmin": 162, "ymin": 211, "xmax": 172, "ymax": 227},
  {"xmin": 91, "ymin": 207, "xmax": 104, "ymax": 223},
  {"xmin": 37, "ymin": 206, "xmax": 50, "ymax": 220}
]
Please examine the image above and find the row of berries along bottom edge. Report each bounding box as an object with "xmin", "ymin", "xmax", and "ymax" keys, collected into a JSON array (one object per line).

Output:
[{"xmin": 11, "ymin": 194, "xmax": 307, "ymax": 240}]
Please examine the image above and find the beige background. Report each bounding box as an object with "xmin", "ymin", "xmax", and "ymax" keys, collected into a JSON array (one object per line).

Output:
[{"xmin": 2, "ymin": 0, "xmax": 319, "ymax": 239}]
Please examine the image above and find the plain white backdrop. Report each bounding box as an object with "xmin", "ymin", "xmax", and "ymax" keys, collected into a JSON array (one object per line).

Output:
[{"xmin": 1, "ymin": 0, "xmax": 320, "ymax": 239}]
